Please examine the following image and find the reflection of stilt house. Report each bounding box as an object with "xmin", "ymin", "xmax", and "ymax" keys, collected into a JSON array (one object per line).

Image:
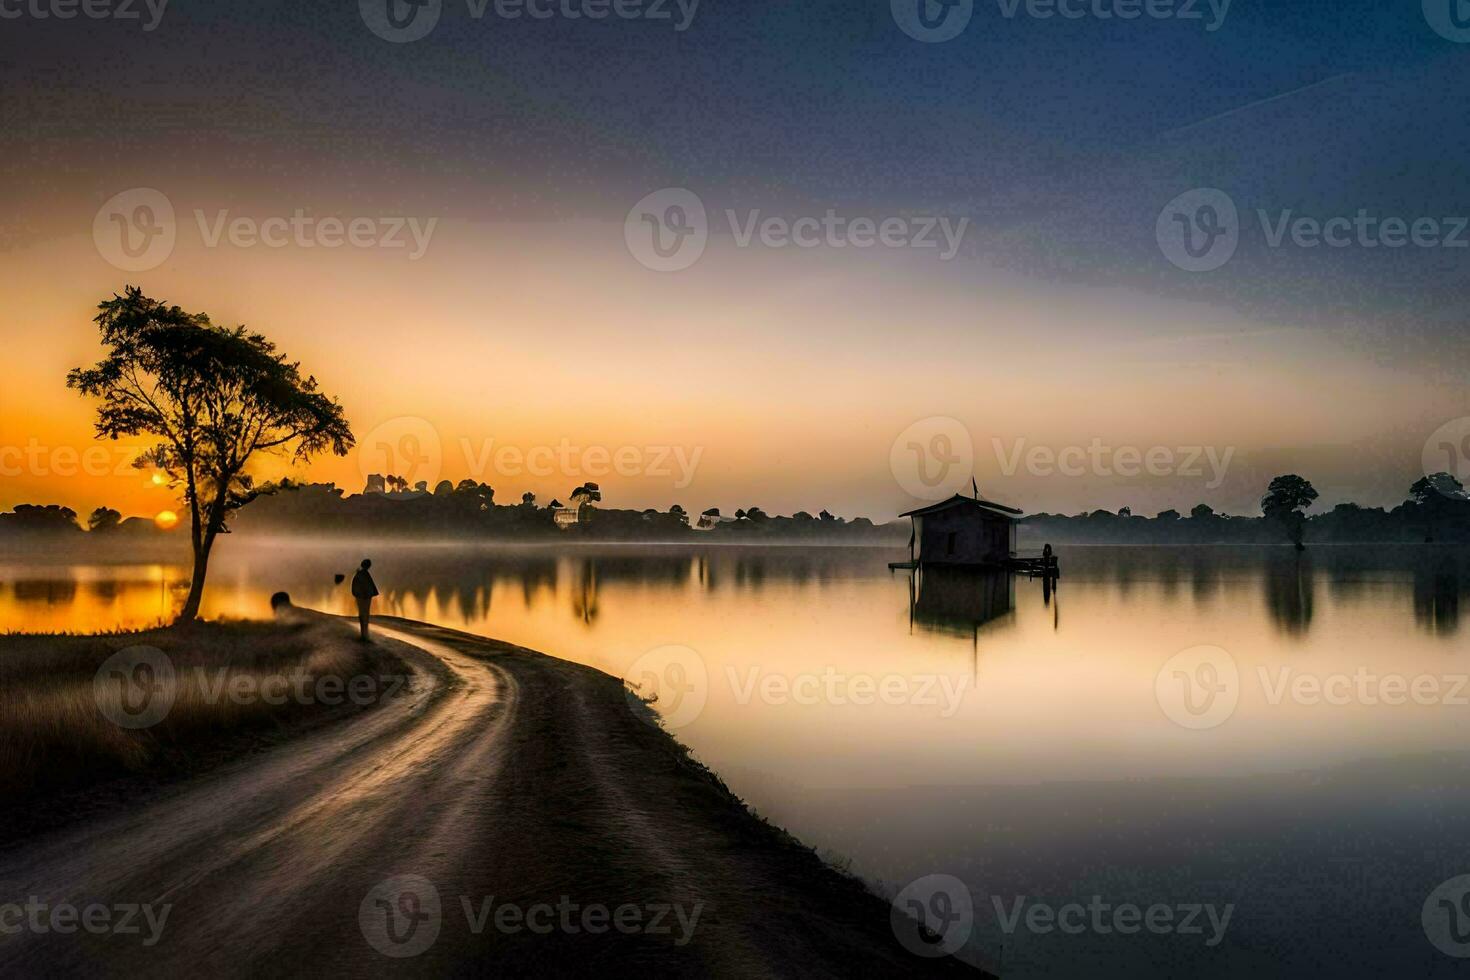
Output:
[
  {"xmin": 898, "ymin": 494, "xmax": 1021, "ymax": 568},
  {"xmin": 910, "ymin": 566, "xmax": 1015, "ymax": 638}
]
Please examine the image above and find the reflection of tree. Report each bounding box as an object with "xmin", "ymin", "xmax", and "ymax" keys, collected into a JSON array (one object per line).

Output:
[
  {"xmin": 1264, "ymin": 553, "xmax": 1315, "ymax": 637},
  {"xmin": 1413, "ymin": 557, "xmax": 1461, "ymax": 636},
  {"xmin": 13, "ymin": 579, "xmax": 79, "ymax": 603},
  {"xmin": 571, "ymin": 560, "xmax": 599, "ymax": 625}
]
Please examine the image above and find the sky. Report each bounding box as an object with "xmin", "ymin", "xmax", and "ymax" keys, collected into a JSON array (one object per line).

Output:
[{"xmin": 1, "ymin": 0, "xmax": 1467, "ymax": 522}]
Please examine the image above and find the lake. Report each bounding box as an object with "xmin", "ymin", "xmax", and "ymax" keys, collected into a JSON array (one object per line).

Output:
[{"xmin": 4, "ymin": 541, "xmax": 1469, "ymax": 977}]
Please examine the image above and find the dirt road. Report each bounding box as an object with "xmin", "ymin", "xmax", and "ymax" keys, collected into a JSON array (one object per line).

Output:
[{"xmin": 0, "ymin": 611, "xmax": 982, "ymax": 977}]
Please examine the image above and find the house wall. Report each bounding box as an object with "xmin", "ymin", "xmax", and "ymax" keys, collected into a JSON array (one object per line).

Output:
[{"xmin": 917, "ymin": 508, "xmax": 1013, "ymax": 565}]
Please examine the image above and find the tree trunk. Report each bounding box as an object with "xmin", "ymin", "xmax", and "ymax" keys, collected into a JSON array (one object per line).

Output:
[
  {"xmin": 176, "ymin": 532, "xmax": 215, "ymax": 623},
  {"xmin": 177, "ymin": 489, "xmax": 224, "ymax": 623}
]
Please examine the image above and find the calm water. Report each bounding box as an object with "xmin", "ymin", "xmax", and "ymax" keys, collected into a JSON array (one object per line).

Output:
[{"xmin": 4, "ymin": 542, "xmax": 1470, "ymax": 977}]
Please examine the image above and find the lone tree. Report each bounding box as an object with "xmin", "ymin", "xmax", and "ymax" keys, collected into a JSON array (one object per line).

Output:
[
  {"xmin": 69, "ymin": 287, "xmax": 353, "ymax": 621},
  {"xmin": 88, "ymin": 506, "xmax": 123, "ymax": 532},
  {"xmin": 1261, "ymin": 474, "xmax": 1318, "ymax": 551}
]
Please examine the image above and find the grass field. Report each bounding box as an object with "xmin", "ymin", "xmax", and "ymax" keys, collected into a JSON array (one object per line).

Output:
[{"xmin": 0, "ymin": 617, "xmax": 407, "ymax": 802}]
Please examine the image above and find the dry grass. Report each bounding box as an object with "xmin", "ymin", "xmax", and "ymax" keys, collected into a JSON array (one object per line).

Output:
[{"xmin": 0, "ymin": 619, "xmax": 402, "ymax": 799}]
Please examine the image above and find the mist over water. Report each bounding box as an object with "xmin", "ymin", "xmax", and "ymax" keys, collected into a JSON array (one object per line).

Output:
[{"xmin": 3, "ymin": 540, "xmax": 1469, "ymax": 976}]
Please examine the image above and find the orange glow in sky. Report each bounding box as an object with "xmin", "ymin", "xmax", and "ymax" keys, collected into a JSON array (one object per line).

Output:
[{"xmin": 1, "ymin": 218, "xmax": 1464, "ymax": 522}]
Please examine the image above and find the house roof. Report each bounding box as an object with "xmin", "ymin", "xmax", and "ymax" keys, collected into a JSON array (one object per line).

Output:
[{"xmin": 899, "ymin": 493, "xmax": 1023, "ymax": 519}]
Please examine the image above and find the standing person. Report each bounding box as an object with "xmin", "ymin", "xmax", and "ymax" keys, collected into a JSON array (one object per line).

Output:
[{"xmin": 351, "ymin": 559, "xmax": 379, "ymax": 642}]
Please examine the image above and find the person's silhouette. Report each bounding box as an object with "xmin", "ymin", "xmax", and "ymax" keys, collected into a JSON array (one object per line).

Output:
[{"xmin": 351, "ymin": 559, "xmax": 379, "ymax": 642}]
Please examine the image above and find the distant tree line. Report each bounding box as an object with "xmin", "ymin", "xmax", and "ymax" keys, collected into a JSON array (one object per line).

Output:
[
  {"xmin": 7, "ymin": 472, "xmax": 1469, "ymax": 548},
  {"xmin": 1020, "ymin": 473, "xmax": 1470, "ymax": 546}
]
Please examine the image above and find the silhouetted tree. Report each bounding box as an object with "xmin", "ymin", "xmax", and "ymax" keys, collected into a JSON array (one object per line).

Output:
[
  {"xmin": 88, "ymin": 507, "xmax": 123, "ymax": 532},
  {"xmin": 0, "ymin": 505, "xmax": 81, "ymax": 534},
  {"xmin": 1156, "ymin": 509, "xmax": 1181, "ymax": 521},
  {"xmin": 1410, "ymin": 472, "xmax": 1465, "ymax": 542},
  {"xmin": 1411, "ymin": 472, "xmax": 1465, "ymax": 504},
  {"xmin": 1190, "ymin": 503, "xmax": 1215, "ymax": 519},
  {"xmin": 68, "ymin": 287, "xmax": 352, "ymax": 621},
  {"xmin": 521, "ymin": 491, "xmax": 536, "ymax": 507},
  {"xmin": 1261, "ymin": 474, "xmax": 1318, "ymax": 551},
  {"xmin": 434, "ymin": 480, "xmax": 454, "ymax": 496}
]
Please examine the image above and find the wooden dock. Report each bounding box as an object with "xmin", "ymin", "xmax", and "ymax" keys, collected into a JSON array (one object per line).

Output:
[
  {"xmin": 888, "ymin": 554, "xmax": 1059, "ymax": 577},
  {"xmin": 1004, "ymin": 554, "xmax": 1060, "ymax": 578}
]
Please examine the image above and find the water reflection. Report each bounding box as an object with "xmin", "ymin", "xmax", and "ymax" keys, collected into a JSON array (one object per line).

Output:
[
  {"xmin": 906, "ymin": 566, "xmax": 1015, "ymax": 640},
  {"xmin": 1414, "ymin": 555, "xmax": 1462, "ymax": 635},
  {"xmin": 2, "ymin": 544, "xmax": 1469, "ymax": 643},
  {"xmin": 1263, "ymin": 552, "xmax": 1315, "ymax": 637}
]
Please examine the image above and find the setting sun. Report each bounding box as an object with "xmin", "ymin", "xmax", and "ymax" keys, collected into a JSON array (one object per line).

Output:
[{"xmin": 154, "ymin": 510, "xmax": 180, "ymax": 531}]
